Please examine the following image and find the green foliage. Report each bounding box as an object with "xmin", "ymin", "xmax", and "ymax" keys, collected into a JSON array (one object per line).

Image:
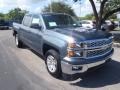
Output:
[
  {"xmin": 42, "ymin": 2, "xmax": 76, "ymax": 16},
  {"xmin": 79, "ymin": 13, "xmax": 95, "ymax": 20},
  {"xmin": 7, "ymin": 8, "xmax": 28, "ymax": 23},
  {"xmin": 82, "ymin": 13, "xmax": 117, "ymax": 20},
  {"xmin": 105, "ymin": 0, "xmax": 120, "ymax": 11},
  {"xmin": 4, "ymin": 14, "xmax": 10, "ymax": 21},
  {"xmin": 109, "ymin": 14, "xmax": 117, "ymax": 19},
  {"xmin": 103, "ymin": 0, "xmax": 120, "ymax": 17},
  {"xmin": 0, "ymin": 8, "xmax": 28, "ymax": 23},
  {"xmin": 85, "ymin": 13, "xmax": 95, "ymax": 20},
  {"xmin": 0, "ymin": 13, "xmax": 4, "ymax": 20}
]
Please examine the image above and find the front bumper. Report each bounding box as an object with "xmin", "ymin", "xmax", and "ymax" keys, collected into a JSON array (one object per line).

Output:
[{"xmin": 61, "ymin": 49, "xmax": 114, "ymax": 75}]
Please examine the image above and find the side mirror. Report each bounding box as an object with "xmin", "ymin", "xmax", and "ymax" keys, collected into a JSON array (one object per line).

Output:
[{"xmin": 30, "ymin": 23, "xmax": 42, "ymax": 30}]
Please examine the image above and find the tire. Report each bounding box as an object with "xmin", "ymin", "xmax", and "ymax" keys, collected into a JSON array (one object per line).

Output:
[
  {"xmin": 15, "ymin": 34, "xmax": 23, "ymax": 48},
  {"xmin": 45, "ymin": 50, "xmax": 62, "ymax": 78}
]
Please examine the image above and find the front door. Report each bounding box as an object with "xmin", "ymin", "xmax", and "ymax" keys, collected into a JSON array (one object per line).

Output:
[{"xmin": 28, "ymin": 15, "xmax": 43, "ymax": 54}]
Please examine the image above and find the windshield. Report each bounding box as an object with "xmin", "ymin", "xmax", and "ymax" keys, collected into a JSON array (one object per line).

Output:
[{"xmin": 42, "ymin": 14, "xmax": 80, "ymax": 29}]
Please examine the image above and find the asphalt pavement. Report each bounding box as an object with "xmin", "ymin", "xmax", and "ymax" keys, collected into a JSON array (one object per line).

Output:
[{"xmin": 0, "ymin": 30, "xmax": 120, "ymax": 90}]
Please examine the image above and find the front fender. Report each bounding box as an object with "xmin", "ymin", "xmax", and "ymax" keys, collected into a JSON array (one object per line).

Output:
[{"xmin": 43, "ymin": 35, "xmax": 68, "ymax": 58}]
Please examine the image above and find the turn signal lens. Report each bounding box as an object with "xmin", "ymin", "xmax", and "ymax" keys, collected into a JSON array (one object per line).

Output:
[
  {"xmin": 67, "ymin": 43, "xmax": 76, "ymax": 57},
  {"xmin": 67, "ymin": 50, "xmax": 75, "ymax": 57}
]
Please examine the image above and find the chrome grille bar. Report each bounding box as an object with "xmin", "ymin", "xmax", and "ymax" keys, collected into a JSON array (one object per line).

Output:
[{"xmin": 75, "ymin": 37, "xmax": 113, "ymax": 58}]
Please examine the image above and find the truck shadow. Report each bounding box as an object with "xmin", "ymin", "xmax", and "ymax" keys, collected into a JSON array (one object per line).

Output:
[
  {"xmin": 70, "ymin": 60, "xmax": 120, "ymax": 88},
  {"xmin": 28, "ymin": 48, "xmax": 45, "ymax": 60},
  {"xmin": 16, "ymin": 45, "xmax": 120, "ymax": 88}
]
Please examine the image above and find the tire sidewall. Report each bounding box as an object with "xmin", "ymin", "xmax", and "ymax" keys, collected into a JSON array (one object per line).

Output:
[
  {"xmin": 15, "ymin": 34, "xmax": 23, "ymax": 48},
  {"xmin": 15, "ymin": 34, "xmax": 19, "ymax": 47},
  {"xmin": 45, "ymin": 50, "xmax": 61, "ymax": 78}
]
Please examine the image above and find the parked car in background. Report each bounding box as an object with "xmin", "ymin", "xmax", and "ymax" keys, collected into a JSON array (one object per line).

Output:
[
  {"xmin": 101, "ymin": 20, "xmax": 116, "ymax": 31},
  {"xmin": 0, "ymin": 19, "xmax": 9, "ymax": 30},
  {"xmin": 77, "ymin": 21, "xmax": 82, "ymax": 27},
  {"xmin": 13, "ymin": 13, "xmax": 114, "ymax": 78},
  {"xmin": 105, "ymin": 20, "xmax": 112, "ymax": 26},
  {"xmin": 80, "ymin": 20, "xmax": 96, "ymax": 29},
  {"xmin": 113, "ymin": 21, "xmax": 120, "ymax": 28}
]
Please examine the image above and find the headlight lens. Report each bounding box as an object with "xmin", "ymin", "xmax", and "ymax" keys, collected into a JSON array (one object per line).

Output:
[
  {"xmin": 67, "ymin": 42, "xmax": 85, "ymax": 57},
  {"xmin": 68, "ymin": 43, "xmax": 76, "ymax": 48},
  {"xmin": 67, "ymin": 43, "xmax": 76, "ymax": 57}
]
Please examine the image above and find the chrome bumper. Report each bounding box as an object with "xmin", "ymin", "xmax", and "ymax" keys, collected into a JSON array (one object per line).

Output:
[{"xmin": 61, "ymin": 50, "xmax": 113, "ymax": 75}]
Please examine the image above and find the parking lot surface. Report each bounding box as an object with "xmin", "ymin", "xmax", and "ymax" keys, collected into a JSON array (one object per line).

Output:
[{"xmin": 0, "ymin": 30, "xmax": 120, "ymax": 90}]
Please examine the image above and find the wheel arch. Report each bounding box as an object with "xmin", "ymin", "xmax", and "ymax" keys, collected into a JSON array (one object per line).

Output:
[
  {"xmin": 42, "ymin": 43, "xmax": 60, "ymax": 56},
  {"xmin": 13, "ymin": 30, "xmax": 17, "ymax": 36}
]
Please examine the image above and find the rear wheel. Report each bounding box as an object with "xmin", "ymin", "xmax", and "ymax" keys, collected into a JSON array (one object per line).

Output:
[
  {"xmin": 45, "ymin": 50, "xmax": 62, "ymax": 78},
  {"xmin": 15, "ymin": 34, "xmax": 23, "ymax": 48}
]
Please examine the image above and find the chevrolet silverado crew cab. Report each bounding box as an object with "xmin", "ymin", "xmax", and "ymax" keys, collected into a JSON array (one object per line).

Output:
[{"xmin": 13, "ymin": 13, "xmax": 114, "ymax": 78}]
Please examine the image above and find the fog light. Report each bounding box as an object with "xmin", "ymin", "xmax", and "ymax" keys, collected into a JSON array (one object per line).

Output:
[{"xmin": 72, "ymin": 66, "xmax": 82, "ymax": 71}]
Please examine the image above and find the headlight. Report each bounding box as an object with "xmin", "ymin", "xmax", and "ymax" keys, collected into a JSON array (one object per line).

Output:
[
  {"xmin": 67, "ymin": 42, "xmax": 85, "ymax": 57},
  {"xmin": 67, "ymin": 50, "xmax": 75, "ymax": 57},
  {"xmin": 67, "ymin": 43, "xmax": 76, "ymax": 57},
  {"xmin": 66, "ymin": 37, "xmax": 85, "ymax": 57},
  {"xmin": 68, "ymin": 43, "xmax": 76, "ymax": 48}
]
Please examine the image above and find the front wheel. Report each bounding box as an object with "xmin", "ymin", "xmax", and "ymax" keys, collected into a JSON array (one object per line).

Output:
[
  {"xmin": 15, "ymin": 34, "xmax": 23, "ymax": 48},
  {"xmin": 45, "ymin": 50, "xmax": 62, "ymax": 78}
]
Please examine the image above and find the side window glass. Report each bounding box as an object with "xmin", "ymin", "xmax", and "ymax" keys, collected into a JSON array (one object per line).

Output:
[
  {"xmin": 31, "ymin": 15, "xmax": 42, "ymax": 30},
  {"xmin": 31, "ymin": 16, "xmax": 39, "ymax": 25},
  {"xmin": 23, "ymin": 15, "xmax": 31, "ymax": 26}
]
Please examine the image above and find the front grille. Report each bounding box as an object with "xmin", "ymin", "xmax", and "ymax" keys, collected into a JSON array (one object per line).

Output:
[
  {"xmin": 74, "ymin": 38, "xmax": 113, "ymax": 58},
  {"xmin": 86, "ymin": 38, "xmax": 112, "ymax": 48},
  {"xmin": 87, "ymin": 46, "xmax": 112, "ymax": 57}
]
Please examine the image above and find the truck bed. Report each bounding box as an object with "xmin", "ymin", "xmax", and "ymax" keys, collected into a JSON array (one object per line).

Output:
[{"xmin": 13, "ymin": 23, "xmax": 21, "ymax": 31}]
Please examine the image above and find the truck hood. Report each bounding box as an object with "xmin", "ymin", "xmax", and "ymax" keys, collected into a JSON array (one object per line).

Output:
[{"xmin": 52, "ymin": 27, "xmax": 112, "ymax": 42}]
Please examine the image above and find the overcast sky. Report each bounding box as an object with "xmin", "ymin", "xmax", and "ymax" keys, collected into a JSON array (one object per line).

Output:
[{"xmin": 0, "ymin": 0, "xmax": 99, "ymax": 17}]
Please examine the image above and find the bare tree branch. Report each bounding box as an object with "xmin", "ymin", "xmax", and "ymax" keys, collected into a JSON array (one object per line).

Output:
[
  {"xmin": 101, "ymin": 0, "xmax": 108, "ymax": 5},
  {"xmin": 73, "ymin": 0, "xmax": 120, "ymax": 30},
  {"xmin": 89, "ymin": 0, "xmax": 99, "ymax": 21},
  {"xmin": 103, "ymin": 7, "xmax": 120, "ymax": 20},
  {"xmin": 99, "ymin": 0, "xmax": 108, "ymax": 17},
  {"xmin": 98, "ymin": 0, "xmax": 108, "ymax": 28}
]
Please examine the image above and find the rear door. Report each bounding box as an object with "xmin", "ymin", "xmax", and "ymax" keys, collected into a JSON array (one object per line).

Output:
[{"xmin": 20, "ymin": 15, "xmax": 32, "ymax": 45}]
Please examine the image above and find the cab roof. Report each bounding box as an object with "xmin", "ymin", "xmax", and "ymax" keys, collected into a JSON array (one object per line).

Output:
[{"xmin": 26, "ymin": 12, "xmax": 70, "ymax": 16}]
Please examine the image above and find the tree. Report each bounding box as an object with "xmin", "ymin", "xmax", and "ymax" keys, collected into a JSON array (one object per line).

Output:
[
  {"xmin": 7, "ymin": 8, "xmax": 28, "ymax": 23},
  {"xmin": 84, "ymin": 13, "xmax": 95, "ymax": 20},
  {"xmin": 83, "ymin": 13, "xmax": 116, "ymax": 20},
  {"xmin": 42, "ymin": 2, "xmax": 76, "ymax": 16},
  {"xmin": 74, "ymin": 0, "xmax": 120, "ymax": 29},
  {"xmin": 0, "ymin": 13, "xmax": 9, "ymax": 21},
  {"xmin": 0, "ymin": 13, "xmax": 4, "ymax": 20},
  {"xmin": 4, "ymin": 14, "xmax": 10, "ymax": 21}
]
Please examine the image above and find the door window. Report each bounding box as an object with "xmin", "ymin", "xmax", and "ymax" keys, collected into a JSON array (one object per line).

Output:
[
  {"xmin": 31, "ymin": 15, "xmax": 40, "ymax": 25},
  {"xmin": 23, "ymin": 15, "xmax": 32, "ymax": 27}
]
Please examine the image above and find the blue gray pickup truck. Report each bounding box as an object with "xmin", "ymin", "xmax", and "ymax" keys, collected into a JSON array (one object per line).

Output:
[{"xmin": 13, "ymin": 13, "xmax": 114, "ymax": 78}]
